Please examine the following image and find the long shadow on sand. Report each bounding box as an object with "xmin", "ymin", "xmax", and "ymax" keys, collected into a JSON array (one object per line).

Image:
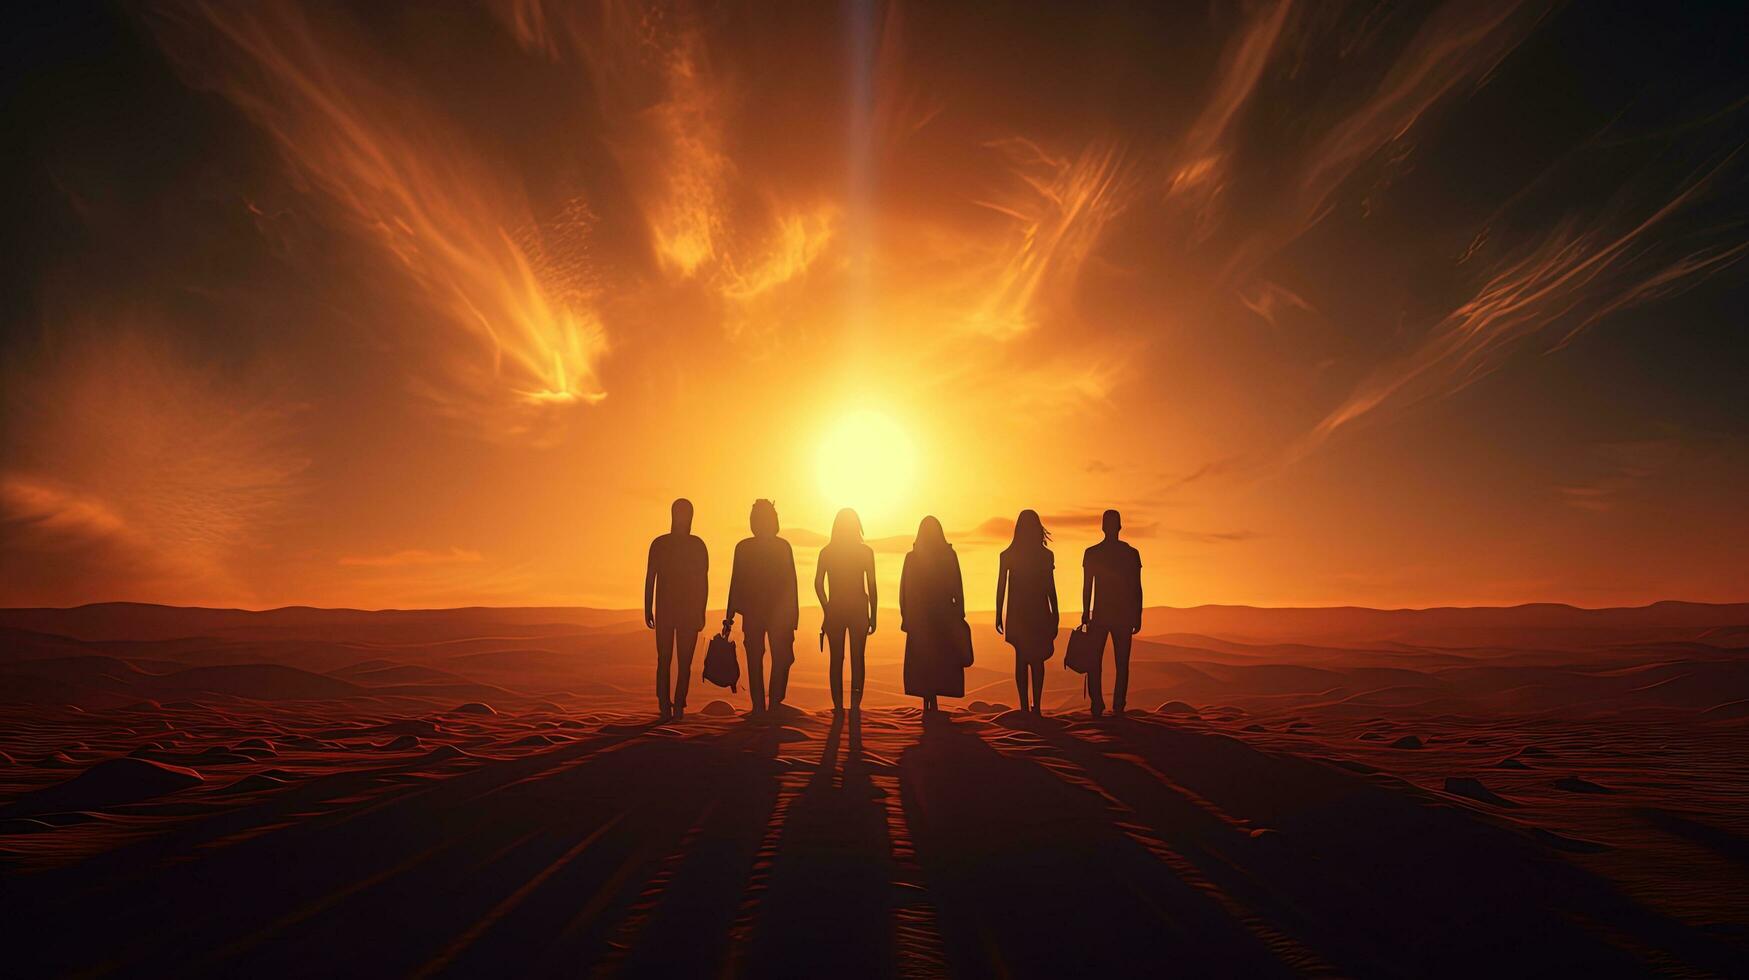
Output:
[
  {"xmin": 900, "ymin": 712, "xmax": 1291, "ymax": 979},
  {"xmin": 12, "ymin": 708, "xmax": 1743, "ymax": 977},
  {"xmin": 738, "ymin": 710, "xmax": 899, "ymax": 978},
  {"xmin": 997, "ymin": 712, "xmax": 1744, "ymax": 977},
  {"xmin": 7, "ymin": 722, "xmax": 783, "ymax": 978}
]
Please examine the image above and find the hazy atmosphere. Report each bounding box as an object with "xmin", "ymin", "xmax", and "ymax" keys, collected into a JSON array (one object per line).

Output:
[{"xmin": 6, "ymin": 0, "xmax": 1748, "ymax": 610}]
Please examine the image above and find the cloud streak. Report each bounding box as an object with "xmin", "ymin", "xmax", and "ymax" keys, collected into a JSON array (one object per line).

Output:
[
  {"xmin": 1303, "ymin": 152, "xmax": 1748, "ymax": 454},
  {"xmin": 150, "ymin": 1, "xmax": 610, "ymax": 437}
]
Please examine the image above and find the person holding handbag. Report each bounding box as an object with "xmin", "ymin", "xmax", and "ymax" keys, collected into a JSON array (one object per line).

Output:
[
  {"xmin": 724, "ymin": 499, "xmax": 800, "ymax": 715},
  {"xmin": 1080, "ymin": 509, "xmax": 1143, "ymax": 717},
  {"xmin": 996, "ymin": 509, "xmax": 1058, "ymax": 715},
  {"xmin": 900, "ymin": 516, "xmax": 968, "ymax": 714}
]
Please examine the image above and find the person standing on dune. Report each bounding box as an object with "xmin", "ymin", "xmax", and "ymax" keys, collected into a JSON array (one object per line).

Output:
[
  {"xmin": 1081, "ymin": 509, "xmax": 1143, "ymax": 717},
  {"xmin": 996, "ymin": 509, "xmax": 1058, "ymax": 715},
  {"xmin": 901, "ymin": 515, "xmax": 969, "ymax": 714},
  {"xmin": 815, "ymin": 507, "xmax": 878, "ymax": 713},
  {"xmin": 725, "ymin": 499, "xmax": 800, "ymax": 715},
  {"xmin": 645, "ymin": 498, "xmax": 708, "ymax": 721}
]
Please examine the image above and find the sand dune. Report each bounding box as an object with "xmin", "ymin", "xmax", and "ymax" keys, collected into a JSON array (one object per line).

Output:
[{"xmin": 1, "ymin": 602, "xmax": 1746, "ymax": 975}]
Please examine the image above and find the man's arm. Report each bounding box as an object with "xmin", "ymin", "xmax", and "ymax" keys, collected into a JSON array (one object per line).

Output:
[
  {"xmin": 723, "ymin": 542, "xmax": 741, "ymax": 632},
  {"xmin": 1081, "ymin": 555, "xmax": 1094, "ymax": 625},
  {"xmin": 644, "ymin": 540, "xmax": 658, "ymax": 629},
  {"xmin": 1131, "ymin": 549, "xmax": 1144, "ymax": 634},
  {"xmin": 782, "ymin": 541, "xmax": 800, "ymax": 629}
]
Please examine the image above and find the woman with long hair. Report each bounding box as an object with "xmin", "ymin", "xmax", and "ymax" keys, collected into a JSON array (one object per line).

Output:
[
  {"xmin": 814, "ymin": 507, "xmax": 877, "ymax": 712},
  {"xmin": 995, "ymin": 509, "xmax": 1058, "ymax": 714},
  {"xmin": 900, "ymin": 515, "xmax": 967, "ymax": 713}
]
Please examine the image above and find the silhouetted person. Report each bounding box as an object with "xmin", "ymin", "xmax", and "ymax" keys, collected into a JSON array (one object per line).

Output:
[
  {"xmin": 645, "ymin": 498, "xmax": 708, "ymax": 721},
  {"xmin": 815, "ymin": 508, "xmax": 877, "ymax": 712},
  {"xmin": 725, "ymin": 498, "xmax": 799, "ymax": 714},
  {"xmin": 996, "ymin": 509, "xmax": 1058, "ymax": 714},
  {"xmin": 1081, "ymin": 508, "xmax": 1143, "ymax": 717},
  {"xmin": 901, "ymin": 516, "xmax": 966, "ymax": 713}
]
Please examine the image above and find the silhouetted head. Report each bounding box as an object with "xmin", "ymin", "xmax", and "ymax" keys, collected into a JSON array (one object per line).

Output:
[
  {"xmin": 749, "ymin": 498, "xmax": 779, "ymax": 537},
  {"xmin": 1009, "ymin": 509, "xmax": 1050, "ymax": 550},
  {"xmin": 831, "ymin": 507, "xmax": 863, "ymax": 546},
  {"xmin": 1102, "ymin": 509, "xmax": 1121, "ymax": 538},
  {"xmin": 670, "ymin": 498, "xmax": 693, "ymax": 534},
  {"xmin": 913, "ymin": 515, "xmax": 949, "ymax": 553}
]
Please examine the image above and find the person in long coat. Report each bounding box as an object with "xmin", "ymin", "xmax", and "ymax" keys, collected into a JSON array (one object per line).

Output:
[
  {"xmin": 901, "ymin": 515, "xmax": 967, "ymax": 712},
  {"xmin": 995, "ymin": 509, "xmax": 1058, "ymax": 714}
]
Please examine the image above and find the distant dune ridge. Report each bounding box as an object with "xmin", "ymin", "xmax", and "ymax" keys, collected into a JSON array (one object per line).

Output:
[
  {"xmin": 4, "ymin": 598, "xmax": 1745, "ymax": 643},
  {"xmin": 2, "ymin": 600, "xmax": 1747, "ymax": 975}
]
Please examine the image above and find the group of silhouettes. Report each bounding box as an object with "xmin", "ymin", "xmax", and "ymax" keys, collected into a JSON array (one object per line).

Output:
[{"xmin": 645, "ymin": 498, "xmax": 1143, "ymax": 720}]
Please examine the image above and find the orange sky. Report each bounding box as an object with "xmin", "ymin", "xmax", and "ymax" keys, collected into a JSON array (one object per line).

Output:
[{"xmin": 4, "ymin": 1, "xmax": 1748, "ymax": 610}]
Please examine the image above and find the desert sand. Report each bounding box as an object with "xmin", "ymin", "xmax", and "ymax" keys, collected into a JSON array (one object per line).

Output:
[{"xmin": 3, "ymin": 602, "xmax": 1747, "ymax": 976}]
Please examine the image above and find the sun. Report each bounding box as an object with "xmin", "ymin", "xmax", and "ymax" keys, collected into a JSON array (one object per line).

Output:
[{"xmin": 816, "ymin": 410, "xmax": 917, "ymax": 527}]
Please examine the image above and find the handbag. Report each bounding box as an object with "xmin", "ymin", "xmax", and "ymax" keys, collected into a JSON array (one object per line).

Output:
[
  {"xmin": 703, "ymin": 628, "xmax": 740, "ymax": 692},
  {"xmin": 1063, "ymin": 625, "xmax": 1101, "ymax": 675},
  {"xmin": 954, "ymin": 617, "xmax": 974, "ymax": 667}
]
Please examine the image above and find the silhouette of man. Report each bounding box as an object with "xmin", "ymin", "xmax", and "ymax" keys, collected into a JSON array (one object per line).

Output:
[
  {"xmin": 645, "ymin": 498, "xmax": 708, "ymax": 721},
  {"xmin": 1081, "ymin": 509, "xmax": 1142, "ymax": 717},
  {"xmin": 724, "ymin": 499, "xmax": 799, "ymax": 714}
]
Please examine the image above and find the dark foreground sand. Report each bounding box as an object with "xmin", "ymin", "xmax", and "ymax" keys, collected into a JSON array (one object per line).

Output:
[{"xmin": 3, "ymin": 603, "xmax": 1747, "ymax": 977}]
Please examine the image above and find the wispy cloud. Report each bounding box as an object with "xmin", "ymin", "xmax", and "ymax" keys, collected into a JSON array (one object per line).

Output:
[
  {"xmin": 1556, "ymin": 435, "xmax": 1689, "ymax": 514},
  {"xmin": 338, "ymin": 547, "xmax": 486, "ymax": 568},
  {"xmin": 1165, "ymin": 0, "xmax": 1293, "ymax": 237},
  {"xmin": 150, "ymin": 1, "xmax": 609, "ymax": 437},
  {"xmin": 967, "ymin": 138, "xmax": 1134, "ymax": 339},
  {"xmin": 1301, "ymin": 152, "xmax": 1748, "ymax": 456}
]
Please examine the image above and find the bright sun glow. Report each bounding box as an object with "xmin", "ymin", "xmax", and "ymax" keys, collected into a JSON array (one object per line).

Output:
[{"xmin": 816, "ymin": 410, "xmax": 917, "ymax": 527}]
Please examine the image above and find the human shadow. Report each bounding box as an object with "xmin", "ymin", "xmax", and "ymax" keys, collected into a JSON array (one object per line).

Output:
[
  {"xmin": 7, "ymin": 724, "xmax": 780, "ymax": 978},
  {"xmin": 1002, "ymin": 712, "xmax": 1745, "ymax": 977},
  {"xmin": 608, "ymin": 713, "xmax": 789, "ymax": 978},
  {"xmin": 898, "ymin": 714, "xmax": 1290, "ymax": 978},
  {"xmin": 741, "ymin": 709, "xmax": 898, "ymax": 978}
]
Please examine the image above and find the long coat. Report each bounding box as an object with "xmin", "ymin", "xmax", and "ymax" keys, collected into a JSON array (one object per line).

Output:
[{"xmin": 900, "ymin": 545, "xmax": 966, "ymax": 698}]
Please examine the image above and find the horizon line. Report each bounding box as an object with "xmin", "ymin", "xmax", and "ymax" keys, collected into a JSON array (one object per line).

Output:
[{"xmin": 5, "ymin": 597, "xmax": 1747, "ymax": 616}]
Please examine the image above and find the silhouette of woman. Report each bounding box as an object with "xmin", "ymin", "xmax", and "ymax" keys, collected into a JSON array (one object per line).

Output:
[
  {"xmin": 996, "ymin": 509, "xmax": 1057, "ymax": 714},
  {"xmin": 815, "ymin": 508, "xmax": 877, "ymax": 712},
  {"xmin": 900, "ymin": 516, "xmax": 967, "ymax": 713}
]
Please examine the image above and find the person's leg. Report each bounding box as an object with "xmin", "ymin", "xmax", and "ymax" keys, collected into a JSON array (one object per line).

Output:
[
  {"xmin": 768, "ymin": 629, "xmax": 795, "ymax": 706},
  {"xmin": 848, "ymin": 629, "xmax": 867, "ymax": 708},
  {"xmin": 826, "ymin": 626, "xmax": 846, "ymax": 710},
  {"xmin": 1112, "ymin": 630, "xmax": 1133, "ymax": 714},
  {"xmin": 1029, "ymin": 660, "xmax": 1045, "ymax": 713},
  {"xmin": 673, "ymin": 630, "xmax": 698, "ymax": 713},
  {"xmin": 744, "ymin": 626, "xmax": 768, "ymax": 714},
  {"xmin": 655, "ymin": 627, "xmax": 675, "ymax": 718},
  {"xmin": 1013, "ymin": 650, "xmax": 1029, "ymax": 710},
  {"xmin": 1087, "ymin": 627, "xmax": 1108, "ymax": 716}
]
